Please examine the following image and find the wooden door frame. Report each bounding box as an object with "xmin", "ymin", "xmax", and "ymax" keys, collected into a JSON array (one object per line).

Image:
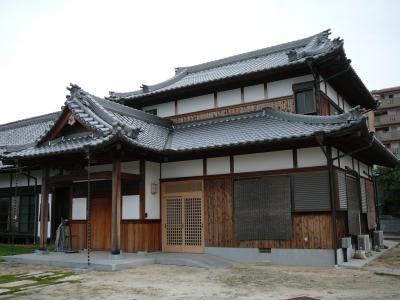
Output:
[{"xmin": 161, "ymin": 180, "xmax": 205, "ymax": 253}]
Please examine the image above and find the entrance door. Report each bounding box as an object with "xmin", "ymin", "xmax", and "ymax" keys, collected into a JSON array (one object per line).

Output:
[
  {"xmin": 90, "ymin": 197, "xmax": 112, "ymax": 250},
  {"xmin": 162, "ymin": 180, "xmax": 204, "ymax": 253}
]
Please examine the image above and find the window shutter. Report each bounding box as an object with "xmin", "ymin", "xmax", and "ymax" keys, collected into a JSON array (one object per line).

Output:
[
  {"xmin": 346, "ymin": 174, "xmax": 361, "ymax": 235},
  {"xmin": 360, "ymin": 178, "xmax": 368, "ymax": 213},
  {"xmin": 234, "ymin": 175, "xmax": 292, "ymax": 241},
  {"xmin": 293, "ymin": 171, "xmax": 330, "ymax": 211},
  {"xmin": 335, "ymin": 169, "xmax": 347, "ymax": 210},
  {"xmin": 365, "ymin": 180, "xmax": 376, "ymax": 229}
]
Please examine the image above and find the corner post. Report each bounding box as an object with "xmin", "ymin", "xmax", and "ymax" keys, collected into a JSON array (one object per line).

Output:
[
  {"xmin": 111, "ymin": 149, "xmax": 122, "ymax": 255},
  {"xmin": 39, "ymin": 167, "xmax": 49, "ymax": 250}
]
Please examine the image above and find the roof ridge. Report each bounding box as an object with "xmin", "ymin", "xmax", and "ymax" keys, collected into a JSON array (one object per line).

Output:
[{"xmin": 182, "ymin": 30, "xmax": 331, "ymax": 74}]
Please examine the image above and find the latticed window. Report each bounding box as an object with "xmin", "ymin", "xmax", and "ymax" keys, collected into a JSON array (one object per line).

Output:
[{"xmin": 0, "ymin": 197, "xmax": 10, "ymax": 232}]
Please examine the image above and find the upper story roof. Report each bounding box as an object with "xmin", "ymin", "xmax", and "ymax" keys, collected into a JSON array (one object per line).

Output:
[
  {"xmin": 108, "ymin": 30, "xmax": 378, "ymax": 109},
  {"xmin": 0, "ymin": 84, "xmax": 396, "ymax": 167}
]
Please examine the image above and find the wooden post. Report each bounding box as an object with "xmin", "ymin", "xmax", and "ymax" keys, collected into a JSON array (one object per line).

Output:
[
  {"xmin": 39, "ymin": 167, "xmax": 49, "ymax": 250},
  {"xmin": 111, "ymin": 155, "xmax": 122, "ymax": 255},
  {"xmin": 139, "ymin": 159, "xmax": 146, "ymax": 219}
]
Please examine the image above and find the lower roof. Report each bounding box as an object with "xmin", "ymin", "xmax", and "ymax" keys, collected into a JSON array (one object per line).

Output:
[{"xmin": 0, "ymin": 85, "xmax": 397, "ymax": 168}]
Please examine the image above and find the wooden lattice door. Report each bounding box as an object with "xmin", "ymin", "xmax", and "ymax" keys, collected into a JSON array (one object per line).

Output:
[{"xmin": 162, "ymin": 180, "xmax": 204, "ymax": 253}]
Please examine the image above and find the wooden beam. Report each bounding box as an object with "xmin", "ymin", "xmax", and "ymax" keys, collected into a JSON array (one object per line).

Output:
[
  {"xmin": 139, "ymin": 159, "xmax": 146, "ymax": 219},
  {"xmin": 39, "ymin": 167, "xmax": 49, "ymax": 250},
  {"xmin": 48, "ymin": 171, "xmax": 140, "ymax": 184},
  {"xmin": 111, "ymin": 155, "xmax": 122, "ymax": 254},
  {"xmin": 43, "ymin": 110, "xmax": 72, "ymax": 142}
]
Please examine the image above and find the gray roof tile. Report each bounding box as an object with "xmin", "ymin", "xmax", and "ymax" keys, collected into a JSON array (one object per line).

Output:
[{"xmin": 109, "ymin": 30, "xmax": 341, "ymax": 101}]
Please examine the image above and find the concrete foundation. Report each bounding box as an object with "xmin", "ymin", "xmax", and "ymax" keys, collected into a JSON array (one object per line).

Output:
[
  {"xmin": 206, "ymin": 247, "xmax": 336, "ymax": 267},
  {"xmin": 2, "ymin": 251, "xmax": 235, "ymax": 271}
]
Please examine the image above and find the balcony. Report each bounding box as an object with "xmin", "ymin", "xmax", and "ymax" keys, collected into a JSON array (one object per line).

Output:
[
  {"xmin": 375, "ymin": 130, "xmax": 400, "ymax": 142},
  {"xmin": 377, "ymin": 97, "xmax": 400, "ymax": 110},
  {"xmin": 375, "ymin": 114, "xmax": 400, "ymax": 126}
]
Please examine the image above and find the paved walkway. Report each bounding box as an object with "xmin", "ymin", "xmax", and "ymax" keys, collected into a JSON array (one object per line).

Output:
[
  {"xmin": 339, "ymin": 240, "xmax": 399, "ymax": 269},
  {"xmin": 2, "ymin": 251, "xmax": 236, "ymax": 271}
]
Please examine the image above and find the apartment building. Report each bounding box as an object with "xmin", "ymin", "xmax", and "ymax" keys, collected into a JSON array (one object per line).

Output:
[{"xmin": 372, "ymin": 86, "xmax": 400, "ymax": 157}]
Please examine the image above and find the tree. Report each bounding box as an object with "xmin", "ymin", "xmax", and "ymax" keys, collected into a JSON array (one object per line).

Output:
[{"xmin": 374, "ymin": 166, "xmax": 400, "ymax": 217}]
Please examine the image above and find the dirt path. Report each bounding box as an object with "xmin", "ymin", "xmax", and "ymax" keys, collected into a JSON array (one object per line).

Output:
[{"xmin": 1, "ymin": 246, "xmax": 400, "ymax": 299}]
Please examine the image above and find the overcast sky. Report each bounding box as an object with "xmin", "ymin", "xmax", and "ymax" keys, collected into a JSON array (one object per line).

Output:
[{"xmin": 0, "ymin": 0, "xmax": 399, "ymax": 124}]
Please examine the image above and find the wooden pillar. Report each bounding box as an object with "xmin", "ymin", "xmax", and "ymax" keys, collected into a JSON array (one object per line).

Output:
[
  {"xmin": 39, "ymin": 167, "xmax": 49, "ymax": 250},
  {"xmin": 111, "ymin": 155, "xmax": 122, "ymax": 255},
  {"xmin": 139, "ymin": 159, "xmax": 146, "ymax": 219}
]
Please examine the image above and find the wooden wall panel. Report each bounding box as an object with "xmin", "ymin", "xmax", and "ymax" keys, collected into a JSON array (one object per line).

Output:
[
  {"xmin": 121, "ymin": 221, "xmax": 161, "ymax": 252},
  {"xmin": 169, "ymin": 96, "xmax": 294, "ymax": 123},
  {"xmin": 335, "ymin": 215, "xmax": 348, "ymax": 248},
  {"xmin": 70, "ymin": 222, "xmax": 87, "ymax": 250},
  {"xmin": 204, "ymin": 176, "xmax": 334, "ymax": 249}
]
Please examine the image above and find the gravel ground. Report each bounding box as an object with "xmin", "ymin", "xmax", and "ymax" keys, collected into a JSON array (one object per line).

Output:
[{"xmin": 0, "ymin": 246, "xmax": 399, "ymax": 299}]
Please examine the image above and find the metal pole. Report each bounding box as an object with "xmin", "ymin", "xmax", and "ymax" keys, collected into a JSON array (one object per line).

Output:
[
  {"xmin": 11, "ymin": 160, "xmax": 19, "ymax": 255},
  {"xmin": 86, "ymin": 148, "xmax": 91, "ymax": 266}
]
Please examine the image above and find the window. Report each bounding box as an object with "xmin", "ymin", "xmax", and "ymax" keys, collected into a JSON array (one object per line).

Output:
[
  {"xmin": 18, "ymin": 195, "xmax": 35, "ymax": 233},
  {"xmin": 234, "ymin": 176, "xmax": 292, "ymax": 241},
  {"xmin": 144, "ymin": 109, "xmax": 157, "ymax": 116},
  {"xmin": 295, "ymin": 90, "xmax": 315, "ymax": 114},
  {"xmin": 0, "ymin": 197, "xmax": 10, "ymax": 232},
  {"xmin": 292, "ymin": 81, "xmax": 316, "ymax": 115},
  {"xmin": 293, "ymin": 172, "xmax": 330, "ymax": 211}
]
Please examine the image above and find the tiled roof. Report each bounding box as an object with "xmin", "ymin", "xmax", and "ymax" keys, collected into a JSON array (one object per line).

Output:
[
  {"xmin": 0, "ymin": 112, "xmax": 60, "ymax": 147},
  {"xmin": 109, "ymin": 30, "xmax": 342, "ymax": 101},
  {"xmin": 0, "ymin": 84, "xmax": 397, "ymax": 167},
  {"xmin": 167, "ymin": 108, "xmax": 362, "ymax": 151}
]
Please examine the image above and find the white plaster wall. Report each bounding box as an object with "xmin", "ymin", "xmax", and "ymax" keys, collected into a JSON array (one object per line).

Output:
[
  {"xmin": 267, "ymin": 75, "xmax": 313, "ymax": 99},
  {"xmin": 217, "ymin": 89, "xmax": 241, "ymax": 107},
  {"xmin": 244, "ymin": 84, "xmax": 264, "ymax": 103},
  {"xmin": 207, "ymin": 156, "xmax": 230, "ymax": 175},
  {"xmin": 297, "ymin": 147, "xmax": 327, "ymax": 168},
  {"xmin": 234, "ymin": 150, "xmax": 293, "ymax": 173},
  {"xmin": 332, "ymin": 148, "xmax": 340, "ymax": 167},
  {"xmin": 0, "ymin": 173, "xmax": 11, "ymax": 188},
  {"xmin": 320, "ymin": 78, "xmax": 326, "ymax": 94},
  {"xmin": 326, "ymin": 82, "xmax": 338, "ymax": 103},
  {"xmin": 31, "ymin": 170, "xmax": 43, "ymax": 185},
  {"xmin": 177, "ymin": 94, "xmax": 214, "ymax": 114},
  {"xmin": 359, "ymin": 162, "xmax": 369, "ymax": 178},
  {"xmin": 343, "ymin": 100, "xmax": 352, "ymax": 112},
  {"xmin": 338, "ymin": 95, "xmax": 344, "ymax": 110},
  {"xmin": 72, "ymin": 197, "xmax": 87, "ymax": 220},
  {"xmin": 143, "ymin": 101, "xmax": 175, "ymax": 117},
  {"xmin": 122, "ymin": 161, "xmax": 140, "ymax": 174},
  {"xmin": 122, "ymin": 195, "xmax": 140, "ymax": 219},
  {"xmin": 145, "ymin": 161, "xmax": 160, "ymax": 219},
  {"xmin": 161, "ymin": 159, "xmax": 203, "ymax": 179},
  {"xmin": 340, "ymin": 153, "xmax": 353, "ymax": 170}
]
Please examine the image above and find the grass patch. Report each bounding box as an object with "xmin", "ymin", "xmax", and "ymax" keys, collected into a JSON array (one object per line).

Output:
[
  {"xmin": 0, "ymin": 271, "xmax": 79, "ymax": 296},
  {"xmin": 0, "ymin": 244, "xmax": 55, "ymax": 256}
]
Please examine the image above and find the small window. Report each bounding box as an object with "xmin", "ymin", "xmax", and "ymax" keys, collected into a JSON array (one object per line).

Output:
[
  {"xmin": 295, "ymin": 89, "xmax": 316, "ymax": 114},
  {"xmin": 144, "ymin": 109, "xmax": 157, "ymax": 115}
]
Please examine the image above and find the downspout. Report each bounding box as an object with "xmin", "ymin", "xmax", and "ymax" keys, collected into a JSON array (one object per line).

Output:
[{"xmin": 306, "ymin": 58, "xmax": 321, "ymax": 115}]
